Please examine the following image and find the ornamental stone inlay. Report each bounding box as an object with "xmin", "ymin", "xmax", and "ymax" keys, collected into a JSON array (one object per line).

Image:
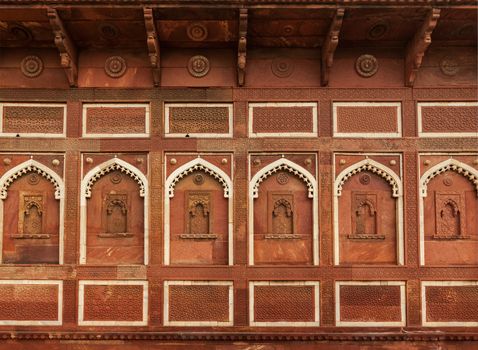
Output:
[{"xmin": 355, "ymin": 54, "xmax": 378, "ymax": 77}]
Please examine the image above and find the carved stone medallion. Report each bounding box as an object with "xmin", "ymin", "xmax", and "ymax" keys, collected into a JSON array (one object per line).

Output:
[
  {"xmin": 271, "ymin": 57, "xmax": 294, "ymax": 78},
  {"xmin": 276, "ymin": 172, "xmax": 289, "ymax": 185},
  {"xmin": 443, "ymin": 176, "xmax": 453, "ymax": 186},
  {"xmin": 187, "ymin": 22, "xmax": 208, "ymax": 41},
  {"xmin": 98, "ymin": 23, "xmax": 119, "ymax": 40},
  {"xmin": 21, "ymin": 55, "xmax": 44, "ymax": 78},
  {"xmin": 355, "ymin": 54, "xmax": 378, "ymax": 77},
  {"xmin": 188, "ymin": 55, "xmax": 210, "ymax": 78},
  {"xmin": 359, "ymin": 174, "xmax": 371, "ymax": 185},
  {"xmin": 367, "ymin": 21, "xmax": 389, "ymax": 40},
  {"xmin": 110, "ymin": 172, "xmax": 122, "ymax": 184},
  {"xmin": 439, "ymin": 56, "xmax": 459, "ymax": 76},
  {"xmin": 105, "ymin": 56, "xmax": 127, "ymax": 78},
  {"xmin": 193, "ymin": 173, "xmax": 205, "ymax": 185},
  {"xmin": 28, "ymin": 173, "xmax": 40, "ymax": 185},
  {"xmin": 10, "ymin": 25, "xmax": 32, "ymax": 41}
]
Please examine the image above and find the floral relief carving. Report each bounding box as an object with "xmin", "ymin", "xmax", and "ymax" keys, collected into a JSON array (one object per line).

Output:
[
  {"xmin": 355, "ymin": 54, "xmax": 378, "ymax": 77},
  {"xmin": 104, "ymin": 56, "xmax": 127, "ymax": 78},
  {"xmin": 188, "ymin": 55, "xmax": 210, "ymax": 78},
  {"xmin": 20, "ymin": 55, "xmax": 44, "ymax": 78}
]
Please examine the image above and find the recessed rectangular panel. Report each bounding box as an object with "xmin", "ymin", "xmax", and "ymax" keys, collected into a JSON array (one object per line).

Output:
[
  {"xmin": 422, "ymin": 281, "xmax": 478, "ymax": 326},
  {"xmin": 0, "ymin": 280, "xmax": 62, "ymax": 326},
  {"xmin": 164, "ymin": 281, "xmax": 233, "ymax": 326},
  {"xmin": 249, "ymin": 281, "xmax": 320, "ymax": 327},
  {"xmin": 333, "ymin": 102, "xmax": 401, "ymax": 138},
  {"xmin": 418, "ymin": 102, "xmax": 478, "ymax": 137},
  {"xmin": 82, "ymin": 103, "xmax": 150, "ymax": 138},
  {"xmin": 336, "ymin": 281, "xmax": 406, "ymax": 326},
  {"xmin": 249, "ymin": 102, "xmax": 317, "ymax": 137},
  {"xmin": 78, "ymin": 280, "xmax": 148, "ymax": 326},
  {"xmin": 0, "ymin": 103, "xmax": 66, "ymax": 137}
]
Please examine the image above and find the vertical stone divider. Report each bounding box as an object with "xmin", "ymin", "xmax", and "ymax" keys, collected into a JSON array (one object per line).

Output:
[
  {"xmin": 402, "ymin": 92, "xmax": 416, "ymax": 137},
  {"xmin": 319, "ymin": 96, "xmax": 332, "ymax": 138},
  {"xmin": 407, "ymin": 279, "xmax": 421, "ymax": 327},
  {"xmin": 62, "ymin": 279, "xmax": 77, "ymax": 327}
]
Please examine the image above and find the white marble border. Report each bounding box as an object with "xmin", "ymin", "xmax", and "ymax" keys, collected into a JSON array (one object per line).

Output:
[
  {"xmin": 0, "ymin": 103, "xmax": 67, "ymax": 138},
  {"xmin": 0, "ymin": 280, "xmax": 63, "ymax": 326},
  {"xmin": 164, "ymin": 156, "xmax": 233, "ymax": 265},
  {"xmin": 418, "ymin": 156, "xmax": 478, "ymax": 265},
  {"xmin": 249, "ymin": 281, "xmax": 320, "ymax": 327},
  {"xmin": 163, "ymin": 280, "xmax": 234, "ymax": 326},
  {"xmin": 333, "ymin": 102, "xmax": 402, "ymax": 138},
  {"xmin": 0, "ymin": 159, "xmax": 65, "ymax": 264},
  {"xmin": 335, "ymin": 281, "xmax": 406, "ymax": 327},
  {"xmin": 421, "ymin": 281, "xmax": 478, "ymax": 327},
  {"xmin": 79, "ymin": 157, "xmax": 149, "ymax": 265},
  {"xmin": 78, "ymin": 280, "xmax": 148, "ymax": 326},
  {"xmin": 333, "ymin": 154, "xmax": 404, "ymax": 266},
  {"xmin": 82, "ymin": 103, "xmax": 150, "ymax": 138},
  {"xmin": 417, "ymin": 102, "xmax": 478, "ymax": 138},
  {"xmin": 248, "ymin": 156, "xmax": 319, "ymax": 265},
  {"xmin": 164, "ymin": 103, "xmax": 233, "ymax": 138},
  {"xmin": 248, "ymin": 102, "xmax": 318, "ymax": 138}
]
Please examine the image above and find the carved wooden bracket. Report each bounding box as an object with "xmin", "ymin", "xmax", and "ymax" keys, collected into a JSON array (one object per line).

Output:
[
  {"xmin": 47, "ymin": 8, "xmax": 78, "ymax": 87},
  {"xmin": 237, "ymin": 8, "xmax": 248, "ymax": 86},
  {"xmin": 405, "ymin": 8, "xmax": 441, "ymax": 87},
  {"xmin": 144, "ymin": 8, "xmax": 161, "ymax": 87},
  {"xmin": 321, "ymin": 8, "xmax": 344, "ymax": 87}
]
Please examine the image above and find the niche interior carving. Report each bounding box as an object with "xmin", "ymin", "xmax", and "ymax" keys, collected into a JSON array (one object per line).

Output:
[
  {"xmin": 348, "ymin": 192, "xmax": 385, "ymax": 240},
  {"xmin": 182, "ymin": 191, "xmax": 216, "ymax": 239},
  {"xmin": 98, "ymin": 193, "xmax": 132, "ymax": 238},
  {"xmin": 266, "ymin": 192, "xmax": 298, "ymax": 239}
]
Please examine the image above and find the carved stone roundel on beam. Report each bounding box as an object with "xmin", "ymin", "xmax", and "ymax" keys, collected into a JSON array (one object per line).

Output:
[
  {"xmin": 439, "ymin": 56, "xmax": 459, "ymax": 76},
  {"xmin": 367, "ymin": 21, "xmax": 389, "ymax": 40},
  {"xmin": 188, "ymin": 55, "xmax": 210, "ymax": 78},
  {"xmin": 355, "ymin": 54, "xmax": 378, "ymax": 78},
  {"xmin": 105, "ymin": 56, "xmax": 127, "ymax": 78},
  {"xmin": 21, "ymin": 55, "xmax": 44, "ymax": 78},
  {"xmin": 271, "ymin": 57, "xmax": 294, "ymax": 78},
  {"xmin": 187, "ymin": 22, "xmax": 208, "ymax": 41}
]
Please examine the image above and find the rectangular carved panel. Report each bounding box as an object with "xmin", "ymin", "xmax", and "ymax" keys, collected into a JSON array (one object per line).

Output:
[
  {"xmin": 337, "ymin": 282, "xmax": 405, "ymax": 326},
  {"xmin": 0, "ymin": 281, "xmax": 62, "ymax": 325},
  {"xmin": 165, "ymin": 103, "xmax": 232, "ymax": 137},
  {"xmin": 333, "ymin": 102, "xmax": 401, "ymax": 137},
  {"xmin": 83, "ymin": 104, "xmax": 149, "ymax": 137},
  {"xmin": 249, "ymin": 103, "xmax": 317, "ymax": 137},
  {"xmin": 250, "ymin": 282, "xmax": 319, "ymax": 326},
  {"xmin": 418, "ymin": 102, "xmax": 478, "ymax": 136},
  {"xmin": 165, "ymin": 281, "xmax": 233, "ymax": 326},
  {"xmin": 79, "ymin": 281, "xmax": 147, "ymax": 326},
  {"xmin": 0, "ymin": 103, "xmax": 65, "ymax": 136},
  {"xmin": 422, "ymin": 282, "xmax": 478, "ymax": 326}
]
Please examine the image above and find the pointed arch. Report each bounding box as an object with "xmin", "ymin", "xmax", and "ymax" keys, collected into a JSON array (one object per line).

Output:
[
  {"xmin": 79, "ymin": 158, "xmax": 149, "ymax": 265},
  {"xmin": 165, "ymin": 157, "xmax": 231, "ymax": 198},
  {"xmin": 249, "ymin": 158, "xmax": 317, "ymax": 199},
  {"xmin": 0, "ymin": 159, "xmax": 65, "ymax": 264},
  {"xmin": 164, "ymin": 157, "xmax": 233, "ymax": 265},
  {"xmin": 334, "ymin": 158, "xmax": 402, "ymax": 197},
  {"xmin": 248, "ymin": 157, "xmax": 319, "ymax": 265},
  {"xmin": 0, "ymin": 159, "xmax": 64, "ymax": 200},
  {"xmin": 419, "ymin": 158, "xmax": 478, "ymax": 197}
]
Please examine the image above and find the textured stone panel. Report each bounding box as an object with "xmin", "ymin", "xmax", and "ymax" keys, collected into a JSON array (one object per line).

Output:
[
  {"xmin": 2, "ymin": 105, "xmax": 64, "ymax": 134},
  {"xmin": 254, "ymin": 285, "xmax": 315, "ymax": 322},
  {"xmin": 339, "ymin": 284, "xmax": 402, "ymax": 322},
  {"xmin": 251, "ymin": 105, "xmax": 315, "ymax": 134},
  {"xmin": 0, "ymin": 283, "xmax": 59, "ymax": 321},
  {"xmin": 168, "ymin": 284, "xmax": 230, "ymax": 322},
  {"xmin": 167, "ymin": 105, "xmax": 230, "ymax": 134},
  {"xmin": 335, "ymin": 105, "xmax": 399, "ymax": 134},
  {"xmin": 84, "ymin": 106, "xmax": 147, "ymax": 134},
  {"xmin": 82, "ymin": 284, "xmax": 144, "ymax": 322},
  {"xmin": 420, "ymin": 104, "xmax": 478, "ymax": 133},
  {"xmin": 425, "ymin": 286, "xmax": 478, "ymax": 323}
]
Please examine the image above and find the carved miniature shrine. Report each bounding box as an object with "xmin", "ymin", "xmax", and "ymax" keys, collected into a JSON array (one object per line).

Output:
[{"xmin": 0, "ymin": 0, "xmax": 476, "ymax": 349}]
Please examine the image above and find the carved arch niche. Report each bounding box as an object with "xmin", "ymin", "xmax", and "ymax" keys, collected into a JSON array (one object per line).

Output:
[
  {"xmin": 334, "ymin": 154, "xmax": 404, "ymax": 265},
  {"xmin": 80, "ymin": 154, "xmax": 148, "ymax": 265},
  {"xmin": 165, "ymin": 154, "xmax": 233, "ymax": 265},
  {"xmin": 249, "ymin": 154, "xmax": 318, "ymax": 265},
  {"xmin": 0, "ymin": 155, "xmax": 65, "ymax": 264},
  {"xmin": 419, "ymin": 155, "xmax": 478, "ymax": 265}
]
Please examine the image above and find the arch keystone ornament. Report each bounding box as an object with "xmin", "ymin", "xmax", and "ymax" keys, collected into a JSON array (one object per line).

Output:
[
  {"xmin": 333, "ymin": 157, "xmax": 404, "ymax": 265},
  {"xmin": 0, "ymin": 159, "xmax": 65, "ymax": 264},
  {"xmin": 80, "ymin": 157, "xmax": 149, "ymax": 265}
]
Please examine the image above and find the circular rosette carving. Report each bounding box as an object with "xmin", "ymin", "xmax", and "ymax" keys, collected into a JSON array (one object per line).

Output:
[
  {"xmin": 21, "ymin": 55, "xmax": 44, "ymax": 78},
  {"xmin": 359, "ymin": 174, "xmax": 371, "ymax": 185},
  {"xmin": 193, "ymin": 173, "xmax": 205, "ymax": 185},
  {"xmin": 439, "ymin": 56, "xmax": 459, "ymax": 76},
  {"xmin": 443, "ymin": 176, "xmax": 453, "ymax": 186},
  {"xmin": 28, "ymin": 173, "xmax": 40, "ymax": 185},
  {"xmin": 105, "ymin": 56, "xmax": 127, "ymax": 78},
  {"xmin": 367, "ymin": 21, "xmax": 389, "ymax": 40},
  {"xmin": 276, "ymin": 172, "xmax": 289, "ymax": 185},
  {"xmin": 110, "ymin": 172, "xmax": 122, "ymax": 184},
  {"xmin": 10, "ymin": 25, "xmax": 32, "ymax": 41},
  {"xmin": 187, "ymin": 22, "xmax": 208, "ymax": 41},
  {"xmin": 98, "ymin": 23, "xmax": 119, "ymax": 40},
  {"xmin": 355, "ymin": 54, "xmax": 378, "ymax": 78},
  {"xmin": 188, "ymin": 55, "xmax": 210, "ymax": 78},
  {"xmin": 271, "ymin": 57, "xmax": 294, "ymax": 78}
]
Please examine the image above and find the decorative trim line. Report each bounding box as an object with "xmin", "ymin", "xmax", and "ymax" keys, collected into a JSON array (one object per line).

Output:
[
  {"xmin": 419, "ymin": 158, "xmax": 478, "ymax": 197},
  {"xmin": 78, "ymin": 280, "xmax": 148, "ymax": 326},
  {"xmin": 334, "ymin": 158, "xmax": 402, "ymax": 197}
]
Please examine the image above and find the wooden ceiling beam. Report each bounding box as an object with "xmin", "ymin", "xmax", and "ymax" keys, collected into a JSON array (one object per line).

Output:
[
  {"xmin": 405, "ymin": 8, "xmax": 440, "ymax": 87},
  {"xmin": 321, "ymin": 8, "xmax": 344, "ymax": 87},
  {"xmin": 144, "ymin": 7, "xmax": 161, "ymax": 87},
  {"xmin": 47, "ymin": 8, "xmax": 78, "ymax": 87},
  {"xmin": 237, "ymin": 8, "xmax": 248, "ymax": 87}
]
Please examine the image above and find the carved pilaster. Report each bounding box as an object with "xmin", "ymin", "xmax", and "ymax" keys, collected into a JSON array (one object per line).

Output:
[
  {"xmin": 321, "ymin": 8, "xmax": 344, "ymax": 87},
  {"xmin": 237, "ymin": 8, "xmax": 248, "ymax": 87},
  {"xmin": 47, "ymin": 8, "xmax": 78, "ymax": 87},
  {"xmin": 144, "ymin": 7, "xmax": 161, "ymax": 86},
  {"xmin": 405, "ymin": 8, "xmax": 440, "ymax": 87}
]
